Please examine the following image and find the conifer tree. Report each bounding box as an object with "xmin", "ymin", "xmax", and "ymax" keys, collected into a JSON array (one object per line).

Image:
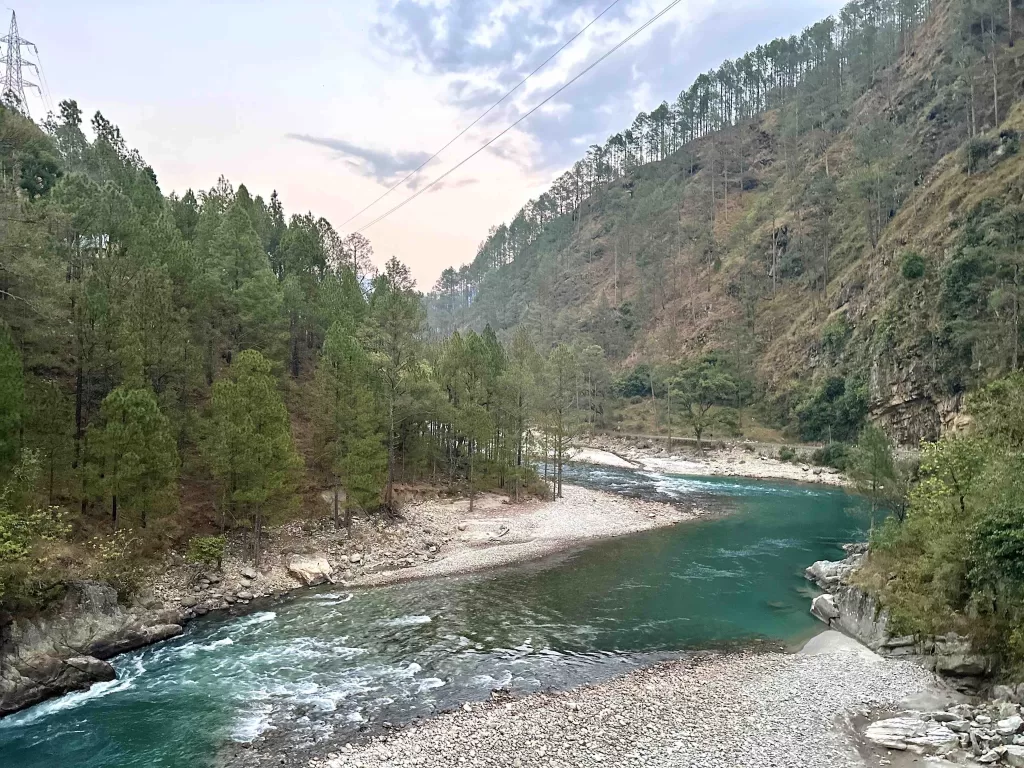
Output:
[
  {"xmin": 205, "ymin": 350, "xmax": 301, "ymax": 565},
  {"xmin": 0, "ymin": 329, "xmax": 23, "ymax": 472},
  {"xmin": 318, "ymin": 323, "xmax": 386, "ymax": 530},
  {"xmin": 90, "ymin": 386, "xmax": 178, "ymax": 530},
  {"xmin": 365, "ymin": 257, "xmax": 424, "ymax": 513}
]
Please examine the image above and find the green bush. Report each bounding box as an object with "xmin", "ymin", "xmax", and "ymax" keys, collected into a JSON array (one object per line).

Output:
[
  {"xmin": 821, "ymin": 314, "xmax": 852, "ymax": 356},
  {"xmin": 812, "ymin": 442, "xmax": 851, "ymax": 470},
  {"xmin": 615, "ymin": 364, "xmax": 653, "ymax": 398},
  {"xmin": 900, "ymin": 251, "xmax": 925, "ymax": 280},
  {"xmin": 796, "ymin": 376, "xmax": 868, "ymax": 443},
  {"xmin": 863, "ymin": 375, "xmax": 1024, "ymax": 672},
  {"xmin": 0, "ymin": 451, "xmax": 70, "ymax": 611},
  {"xmin": 186, "ymin": 535, "xmax": 225, "ymax": 570},
  {"xmin": 778, "ymin": 446, "xmax": 797, "ymax": 462}
]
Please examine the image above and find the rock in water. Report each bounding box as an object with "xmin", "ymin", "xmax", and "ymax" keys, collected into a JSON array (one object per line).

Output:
[
  {"xmin": 810, "ymin": 593, "xmax": 839, "ymax": 624},
  {"xmin": 288, "ymin": 554, "xmax": 333, "ymax": 586}
]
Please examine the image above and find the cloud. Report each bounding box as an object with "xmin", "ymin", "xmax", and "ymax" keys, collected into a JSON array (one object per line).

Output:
[
  {"xmin": 426, "ymin": 177, "xmax": 480, "ymax": 194},
  {"xmin": 286, "ymin": 133, "xmax": 433, "ymax": 183},
  {"xmin": 373, "ymin": 0, "xmax": 843, "ymax": 175}
]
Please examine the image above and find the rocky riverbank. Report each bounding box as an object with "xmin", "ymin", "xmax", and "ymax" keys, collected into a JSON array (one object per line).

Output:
[
  {"xmin": 805, "ymin": 545, "xmax": 995, "ymax": 680},
  {"xmin": 0, "ymin": 581, "xmax": 184, "ymax": 716},
  {"xmin": 287, "ymin": 637, "xmax": 940, "ymax": 768},
  {"xmin": 576, "ymin": 437, "xmax": 849, "ymax": 486},
  {"xmin": 1, "ymin": 484, "xmax": 700, "ymax": 719}
]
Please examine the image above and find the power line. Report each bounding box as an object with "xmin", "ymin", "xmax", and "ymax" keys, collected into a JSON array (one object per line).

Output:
[
  {"xmin": 353, "ymin": 0, "xmax": 685, "ymax": 236},
  {"xmin": 337, "ymin": 0, "xmax": 627, "ymax": 230}
]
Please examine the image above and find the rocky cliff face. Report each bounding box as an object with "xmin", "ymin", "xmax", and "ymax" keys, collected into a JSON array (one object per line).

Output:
[
  {"xmin": 0, "ymin": 581, "xmax": 184, "ymax": 717},
  {"xmin": 806, "ymin": 545, "xmax": 994, "ymax": 683},
  {"xmin": 868, "ymin": 356, "xmax": 967, "ymax": 445}
]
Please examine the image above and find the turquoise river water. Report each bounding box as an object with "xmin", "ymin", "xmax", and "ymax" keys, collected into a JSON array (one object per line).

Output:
[{"xmin": 0, "ymin": 465, "xmax": 869, "ymax": 767}]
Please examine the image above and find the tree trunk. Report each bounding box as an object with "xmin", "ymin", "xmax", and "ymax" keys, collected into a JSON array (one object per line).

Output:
[
  {"xmin": 333, "ymin": 486, "xmax": 340, "ymax": 529},
  {"xmin": 253, "ymin": 506, "xmax": 262, "ymax": 568},
  {"xmin": 111, "ymin": 493, "xmax": 118, "ymax": 533},
  {"xmin": 468, "ymin": 440, "xmax": 475, "ymax": 514}
]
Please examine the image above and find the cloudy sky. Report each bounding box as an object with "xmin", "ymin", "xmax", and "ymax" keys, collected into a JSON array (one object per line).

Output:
[{"xmin": 27, "ymin": 0, "xmax": 841, "ymax": 288}]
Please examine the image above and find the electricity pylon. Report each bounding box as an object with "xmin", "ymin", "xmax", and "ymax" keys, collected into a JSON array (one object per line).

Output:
[{"xmin": 1, "ymin": 12, "xmax": 40, "ymax": 118}]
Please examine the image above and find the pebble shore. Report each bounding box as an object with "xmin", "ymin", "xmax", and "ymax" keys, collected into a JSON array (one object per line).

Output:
[{"xmin": 307, "ymin": 641, "xmax": 939, "ymax": 768}]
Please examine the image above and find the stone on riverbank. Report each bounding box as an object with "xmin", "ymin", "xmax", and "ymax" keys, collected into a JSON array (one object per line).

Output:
[{"xmin": 287, "ymin": 555, "xmax": 333, "ymax": 586}]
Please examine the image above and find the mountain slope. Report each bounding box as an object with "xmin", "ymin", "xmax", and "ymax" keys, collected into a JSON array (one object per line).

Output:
[{"xmin": 429, "ymin": 0, "xmax": 1024, "ymax": 444}]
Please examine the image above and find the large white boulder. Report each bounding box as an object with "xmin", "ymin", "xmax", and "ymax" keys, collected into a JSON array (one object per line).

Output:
[
  {"xmin": 864, "ymin": 717, "xmax": 957, "ymax": 753},
  {"xmin": 810, "ymin": 593, "xmax": 840, "ymax": 624},
  {"xmin": 287, "ymin": 555, "xmax": 333, "ymax": 586}
]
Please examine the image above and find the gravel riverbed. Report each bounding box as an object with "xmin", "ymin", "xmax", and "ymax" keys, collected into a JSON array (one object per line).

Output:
[{"xmin": 300, "ymin": 637, "xmax": 940, "ymax": 768}]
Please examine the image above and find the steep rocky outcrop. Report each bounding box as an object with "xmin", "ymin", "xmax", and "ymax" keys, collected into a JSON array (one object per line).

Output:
[
  {"xmin": 805, "ymin": 545, "xmax": 994, "ymax": 681},
  {"xmin": 0, "ymin": 581, "xmax": 184, "ymax": 717}
]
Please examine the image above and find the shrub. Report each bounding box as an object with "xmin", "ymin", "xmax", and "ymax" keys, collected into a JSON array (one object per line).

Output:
[
  {"xmin": 88, "ymin": 531, "xmax": 144, "ymax": 601},
  {"xmin": 0, "ymin": 451, "xmax": 70, "ymax": 611},
  {"xmin": 821, "ymin": 314, "xmax": 852, "ymax": 356},
  {"xmin": 615, "ymin": 364, "xmax": 652, "ymax": 398},
  {"xmin": 812, "ymin": 442, "xmax": 851, "ymax": 470},
  {"xmin": 900, "ymin": 251, "xmax": 925, "ymax": 280},
  {"xmin": 186, "ymin": 535, "xmax": 225, "ymax": 570},
  {"xmin": 795, "ymin": 376, "xmax": 868, "ymax": 443},
  {"xmin": 778, "ymin": 446, "xmax": 797, "ymax": 462},
  {"xmin": 965, "ymin": 135, "xmax": 999, "ymax": 173}
]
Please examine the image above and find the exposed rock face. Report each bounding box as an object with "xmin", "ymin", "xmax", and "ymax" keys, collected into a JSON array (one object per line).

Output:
[
  {"xmin": 0, "ymin": 654, "xmax": 116, "ymax": 715},
  {"xmin": 868, "ymin": 355, "xmax": 966, "ymax": 445},
  {"xmin": 805, "ymin": 550, "xmax": 994, "ymax": 680},
  {"xmin": 0, "ymin": 581, "xmax": 184, "ymax": 717},
  {"xmin": 287, "ymin": 554, "xmax": 334, "ymax": 586}
]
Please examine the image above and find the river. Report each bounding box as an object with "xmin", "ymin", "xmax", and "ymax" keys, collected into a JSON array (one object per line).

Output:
[{"xmin": 0, "ymin": 465, "xmax": 868, "ymax": 768}]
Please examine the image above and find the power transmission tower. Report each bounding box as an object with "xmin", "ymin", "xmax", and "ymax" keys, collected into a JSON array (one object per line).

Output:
[{"xmin": 1, "ymin": 12, "xmax": 40, "ymax": 118}]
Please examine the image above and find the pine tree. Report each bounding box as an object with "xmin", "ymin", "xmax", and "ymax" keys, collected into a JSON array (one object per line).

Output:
[
  {"xmin": 365, "ymin": 257, "xmax": 424, "ymax": 513},
  {"xmin": 205, "ymin": 350, "xmax": 301, "ymax": 565},
  {"xmin": 0, "ymin": 329, "xmax": 23, "ymax": 472},
  {"xmin": 90, "ymin": 386, "xmax": 178, "ymax": 530},
  {"xmin": 318, "ymin": 323, "xmax": 386, "ymax": 530}
]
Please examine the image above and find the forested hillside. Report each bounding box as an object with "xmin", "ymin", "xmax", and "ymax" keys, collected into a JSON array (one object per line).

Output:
[
  {"xmin": 0, "ymin": 104, "xmax": 588, "ymax": 611},
  {"xmin": 428, "ymin": 0, "xmax": 1024, "ymax": 446}
]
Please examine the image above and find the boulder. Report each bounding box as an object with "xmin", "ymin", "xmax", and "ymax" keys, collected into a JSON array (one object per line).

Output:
[
  {"xmin": 811, "ymin": 594, "xmax": 840, "ymax": 624},
  {"xmin": 0, "ymin": 654, "xmax": 116, "ymax": 716},
  {"xmin": 349, "ymin": 553, "xmax": 363, "ymax": 564},
  {"xmin": 236, "ymin": 591, "xmax": 253, "ymax": 601},
  {"xmin": 998, "ymin": 715, "xmax": 1024, "ymax": 737},
  {"xmin": 865, "ymin": 717, "xmax": 927, "ymax": 750},
  {"xmin": 864, "ymin": 717, "xmax": 957, "ymax": 753},
  {"xmin": 87, "ymin": 623, "xmax": 183, "ymax": 659},
  {"xmin": 287, "ymin": 554, "xmax": 333, "ymax": 586},
  {"xmin": 240, "ymin": 567, "xmax": 258, "ymax": 580},
  {"xmin": 1007, "ymin": 745, "xmax": 1024, "ymax": 768}
]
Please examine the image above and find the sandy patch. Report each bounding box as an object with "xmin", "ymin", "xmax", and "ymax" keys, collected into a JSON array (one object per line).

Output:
[
  {"xmin": 579, "ymin": 436, "xmax": 849, "ymax": 487},
  {"xmin": 349, "ymin": 485, "xmax": 702, "ymax": 588}
]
